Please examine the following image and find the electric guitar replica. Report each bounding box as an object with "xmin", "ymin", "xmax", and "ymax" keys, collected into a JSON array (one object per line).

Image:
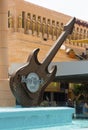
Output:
[{"xmin": 10, "ymin": 17, "xmax": 76, "ymax": 107}]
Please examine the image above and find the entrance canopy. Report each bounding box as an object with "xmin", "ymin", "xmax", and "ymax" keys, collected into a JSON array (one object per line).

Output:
[{"xmin": 50, "ymin": 61, "xmax": 88, "ymax": 83}]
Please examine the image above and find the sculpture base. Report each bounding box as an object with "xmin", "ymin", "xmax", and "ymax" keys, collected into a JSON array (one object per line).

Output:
[{"xmin": 0, "ymin": 107, "xmax": 74, "ymax": 129}]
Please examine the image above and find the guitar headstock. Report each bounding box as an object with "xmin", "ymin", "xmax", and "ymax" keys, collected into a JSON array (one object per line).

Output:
[{"xmin": 64, "ymin": 17, "xmax": 76, "ymax": 34}]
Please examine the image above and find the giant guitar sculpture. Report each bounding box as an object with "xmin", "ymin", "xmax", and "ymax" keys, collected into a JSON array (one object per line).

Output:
[{"xmin": 10, "ymin": 17, "xmax": 76, "ymax": 107}]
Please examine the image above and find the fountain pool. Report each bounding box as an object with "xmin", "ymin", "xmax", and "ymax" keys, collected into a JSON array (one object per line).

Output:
[
  {"xmin": 0, "ymin": 107, "xmax": 74, "ymax": 130},
  {"xmin": 0, "ymin": 107, "xmax": 88, "ymax": 130},
  {"xmin": 34, "ymin": 119, "xmax": 88, "ymax": 130}
]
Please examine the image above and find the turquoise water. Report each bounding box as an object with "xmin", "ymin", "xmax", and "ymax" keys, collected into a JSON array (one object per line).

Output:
[
  {"xmin": 0, "ymin": 107, "xmax": 88, "ymax": 130},
  {"xmin": 0, "ymin": 107, "xmax": 74, "ymax": 130},
  {"xmin": 31, "ymin": 119, "xmax": 88, "ymax": 130}
]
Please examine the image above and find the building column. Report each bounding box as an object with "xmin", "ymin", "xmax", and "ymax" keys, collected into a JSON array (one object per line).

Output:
[{"xmin": 0, "ymin": 0, "xmax": 15, "ymax": 106}]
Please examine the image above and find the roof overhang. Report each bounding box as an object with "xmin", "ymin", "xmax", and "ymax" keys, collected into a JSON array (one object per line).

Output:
[
  {"xmin": 55, "ymin": 73, "xmax": 88, "ymax": 83},
  {"xmin": 50, "ymin": 61, "xmax": 88, "ymax": 83}
]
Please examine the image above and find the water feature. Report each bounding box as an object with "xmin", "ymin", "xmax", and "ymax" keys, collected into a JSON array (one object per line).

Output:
[
  {"xmin": 33, "ymin": 119, "xmax": 88, "ymax": 130},
  {"xmin": 0, "ymin": 107, "xmax": 74, "ymax": 130},
  {"xmin": 0, "ymin": 106, "xmax": 88, "ymax": 130}
]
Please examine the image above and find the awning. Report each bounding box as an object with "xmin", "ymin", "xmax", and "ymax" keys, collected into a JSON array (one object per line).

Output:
[{"xmin": 50, "ymin": 61, "xmax": 88, "ymax": 83}]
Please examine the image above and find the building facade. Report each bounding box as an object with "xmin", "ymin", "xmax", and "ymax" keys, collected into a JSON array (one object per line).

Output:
[{"xmin": 0, "ymin": 0, "xmax": 88, "ymax": 106}]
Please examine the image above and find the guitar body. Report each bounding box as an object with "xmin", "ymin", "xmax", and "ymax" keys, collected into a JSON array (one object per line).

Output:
[{"xmin": 10, "ymin": 48, "xmax": 57, "ymax": 107}]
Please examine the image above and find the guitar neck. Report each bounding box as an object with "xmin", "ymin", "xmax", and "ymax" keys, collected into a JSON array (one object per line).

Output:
[
  {"xmin": 42, "ymin": 31, "xmax": 68, "ymax": 66},
  {"xmin": 42, "ymin": 17, "xmax": 76, "ymax": 67}
]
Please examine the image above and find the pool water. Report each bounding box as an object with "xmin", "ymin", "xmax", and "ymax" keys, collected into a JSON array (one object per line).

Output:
[
  {"xmin": 0, "ymin": 107, "xmax": 74, "ymax": 130},
  {"xmin": 0, "ymin": 107, "xmax": 88, "ymax": 130},
  {"xmin": 31, "ymin": 119, "xmax": 88, "ymax": 130}
]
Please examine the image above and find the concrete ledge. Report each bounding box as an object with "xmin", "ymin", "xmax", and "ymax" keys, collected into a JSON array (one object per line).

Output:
[{"xmin": 0, "ymin": 107, "xmax": 74, "ymax": 129}]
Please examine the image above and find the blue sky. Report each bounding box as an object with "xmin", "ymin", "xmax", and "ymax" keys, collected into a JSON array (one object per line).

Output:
[{"xmin": 25, "ymin": 0, "xmax": 88, "ymax": 22}]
